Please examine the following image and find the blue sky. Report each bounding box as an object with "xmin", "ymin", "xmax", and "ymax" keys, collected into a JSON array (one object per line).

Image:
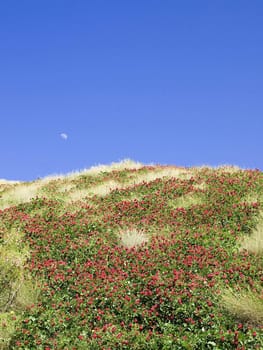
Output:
[{"xmin": 1, "ymin": 1, "xmax": 262, "ymax": 181}]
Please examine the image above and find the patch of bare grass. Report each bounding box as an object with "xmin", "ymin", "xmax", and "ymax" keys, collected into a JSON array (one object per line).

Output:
[
  {"xmin": 0, "ymin": 183, "xmax": 42, "ymax": 209},
  {"xmin": 87, "ymin": 180, "xmax": 120, "ymax": 196},
  {"xmin": 118, "ymin": 229, "xmax": 149, "ymax": 250},
  {"xmin": 221, "ymin": 288, "xmax": 263, "ymax": 325},
  {"xmin": 65, "ymin": 180, "xmax": 120, "ymax": 202},
  {"xmin": 168, "ymin": 193, "xmax": 204, "ymax": 209},
  {"xmin": 127, "ymin": 168, "xmax": 193, "ymax": 186},
  {"xmin": 239, "ymin": 216, "xmax": 263, "ymax": 255}
]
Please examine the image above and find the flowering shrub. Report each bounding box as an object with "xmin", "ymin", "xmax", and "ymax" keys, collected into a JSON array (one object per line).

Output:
[{"xmin": 0, "ymin": 165, "xmax": 262, "ymax": 349}]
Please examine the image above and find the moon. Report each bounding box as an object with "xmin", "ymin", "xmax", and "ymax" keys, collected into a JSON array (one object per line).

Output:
[{"xmin": 60, "ymin": 133, "xmax": 68, "ymax": 140}]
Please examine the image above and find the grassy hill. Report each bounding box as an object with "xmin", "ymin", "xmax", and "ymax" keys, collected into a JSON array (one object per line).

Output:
[{"xmin": 0, "ymin": 160, "xmax": 262, "ymax": 349}]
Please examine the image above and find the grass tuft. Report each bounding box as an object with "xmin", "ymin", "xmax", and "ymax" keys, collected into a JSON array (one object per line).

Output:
[
  {"xmin": 221, "ymin": 288, "xmax": 263, "ymax": 325},
  {"xmin": 239, "ymin": 215, "xmax": 263, "ymax": 255},
  {"xmin": 118, "ymin": 229, "xmax": 149, "ymax": 249}
]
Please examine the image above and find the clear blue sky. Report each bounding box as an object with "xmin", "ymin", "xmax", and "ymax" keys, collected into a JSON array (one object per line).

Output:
[{"xmin": 1, "ymin": 1, "xmax": 262, "ymax": 181}]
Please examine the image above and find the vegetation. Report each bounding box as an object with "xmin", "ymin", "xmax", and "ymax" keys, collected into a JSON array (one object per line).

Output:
[{"xmin": 0, "ymin": 160, "xmax": 262, "ymax": 349}]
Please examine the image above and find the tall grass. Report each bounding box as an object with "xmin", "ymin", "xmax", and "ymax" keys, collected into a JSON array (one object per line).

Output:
[
  {"xmin": 221, "ymin": 288, "xmax": 263, "ymax": 325},
  {"xmin": 0, "ymin": 183, "xmax": 41, "ymax": 209},
  {"xmin": 239, "ymin": 215, "xmax": 263, "ymax": 255},
  {"xmin": 118, "ymin": 229, "xmax": 149, "ymax": 249},
  {"xmin": 0, "ymin": 227, "xmax": 40, "ymax": 348},
  {"xmin": 40, "ymin": 159, "xmax": 144, "ymax": 182},
  {"xmin": 222, "ymin": 213, "xmax": 263, "ymax": 325}
]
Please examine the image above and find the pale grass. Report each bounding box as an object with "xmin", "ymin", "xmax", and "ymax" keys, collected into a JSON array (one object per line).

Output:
[
  {"xmin": 0, "ymin": 227, "xmax": 40, "ymax": 348},
  {"xmin": 38, "ymin": 174, "xmax": 65, "ymax": 183},
  {"xmin": 239, "ymin": 216, "xmax": 263, "ymax": 255},
  {"xmin": 66, "ymin": 180, "xmax": 120, "ymax": 202},
  {"xmin": 87, "ymin": 168, "xmax": 192, "ymax": 198},
  {"xmin": 64, "ymin": 167, "xmax": 197, "ymax": 203},
  {"xmin": 40, "ymin": 159, "xmax": 144, "ymax": 182},
  {"xmin": 83, "ymin": 159, "xmax": 144, "ymax": 175},
  {"xmin": 57, "ymin": 182, "xmax": 75, "ymax": 193},
  {"xmin": 88, "ymin": 180, "xmax": 120, "ymax": 196},
  {"xmin": 0, "ymin": 227, "xmax": 30, "ymax": 269},
  {"xmin": 0, "ymin": 248, "xmax": 28, "ymax": 268},
  {"xmin": 190, "ymin": 164, "xmax": 243, "ymax": 174},
  {"xmin": 67, "ymin": 189, "xmax": 89, "ymax": 202},
  {"xmin": 221, "ymin": 288, "xmax": 263, "ymax": 325},
  {"xmin": 0, "ymin": 179, "xmax": 20, "ymax": 184},
  {"xmin": 96, "ymin": 167, "xmax": 193, "ymax": 202},
  {"xmin": 0, "ymin": 183, "xmax": 42, "ymax": 209},
  {"xmin": 0, "ymin": 311, "xmax": 21, "ymax": 349},
  {"xmin": 128, "ymin": 168, "xmax": 193, "ymax": 186},
  {"xmin": 0, "ymin": 275, "xmax": 40, "ymax": 349},
  {"xmin": 168, "ymin": 193, "xmax": 204, "ymax": 209},
  {"xmin": 193, "ymin": 182, "xmax": 207, "ymax": 190},
  {"xmin": 243, "ymin": 193, "xmax": 263, "ymax": 206},
  {"xmin": 0, "ymin": 162, "xmax": 199, "ymax": 207},
  {"xmin": 119, "ymin": 229, "xmax": 149, "ymax": 249},
  {"xmin": 67, "ymin": 168, "xmax": 194, "ymax": 203},
  {"xmin": 15, "ymin": 277, "xmax": 41, "ymax": 310},
  {"xmin": 214, "ymin": 164, "xmax": 243, "ymax": 173}
]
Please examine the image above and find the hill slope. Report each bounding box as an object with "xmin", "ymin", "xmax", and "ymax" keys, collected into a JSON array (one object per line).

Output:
[{"xmin": 0, "ymin": 160, "xmax": 262, "ymax": 349}]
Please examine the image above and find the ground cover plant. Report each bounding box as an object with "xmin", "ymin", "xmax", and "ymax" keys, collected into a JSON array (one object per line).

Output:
[{"xmin": 0, "ymin": 160, "xmax": 262, "ymax": 349}]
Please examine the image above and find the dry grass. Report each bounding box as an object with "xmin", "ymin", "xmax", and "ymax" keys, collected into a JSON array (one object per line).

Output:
[
  {"xmin": 215, "ymin": 165, "xmax": 243, "ymax": 173},
  {"xmin": 221, "ymin": 288, "xmax": 263, "ymax": 325},
  {"xmin": 88, "ymin": 180, "xmax": 120, "ymax": 196},
  {"xmin": 193, "ymin": 164, "xmax": 243, "ymax": 173},
  {"xmin": 14, "ymin": 277, "xmax": 41, "ymax": 311},
  {"xmin": 0, "ymin": 226, "xmax": 40, "ymax": 348},
  {"xmin": 239, "ymin": 217, "xmax": 263, "ymax": 255},
  {"xmin": 0, "ymin": 162, "xmax": 197, "ymax": 207},
  {"xmin": 38, "ymin": 174, "xmax": 65, "ymax": 183},
  {"xmin": 168, "ymin": 193, "xmax": 204, "ymax": 209},
  {"xmin": 193, "ymin": 182, "xmax": 207, "ymax": 190},
  {"xmin": 0, "ymin": 227, "xmax": 30, "ymax": 271},
  {"xmin": 66, "ymin": 189, "xmax": 89, "ymax": 202},
  {"xmin": 64, "ymin": 166, "xmax": 192, "ymax": 203},
  {"xmin": 63, "ymin": 166, "xmax": 197, "ymax": 203},
  {"xmin": 0, "ymin": 179, "xmax": 20, "ymax": 184},
  {"xmin": 40, "ymin": 159, "xmax": 144, "ymax": 182},
  {"xmin": 57, "ymin": 182, "xmax": 75, "ymax": 194},
  {"xmin": 0, "ymin": 311, "xmax": 20, "ymax": 349},
  {"xmin": 84, "ymin": 159, "xmax": 144, "ymax": 175},
  {"xmin": 221, "ymin": 213, "xmax": 263, "ymax": 326},
  {"xmin": 86, "ymin": 168, "xmax": 192, "ymax": 199},
  {"xmin": 65, "ymin": 180, "xmax": 120, "ymax": 202},
  {"xmin": 118, "ymin": 229, "xmax": 149, "ymax": 249},
  {"xmin": 127, "ymin": 167, "xmax": 192, "ymax": 186},
  {"xmin": 0, "ymin": 274, "xmax": 40, "ymax": 349},
  {"xmin": 243, "ymin": 194, "xmax": 261, "ymax": 205},
  {"xmin": 0, "ymin": 183, "xmax": 42, "ymax": 209}
]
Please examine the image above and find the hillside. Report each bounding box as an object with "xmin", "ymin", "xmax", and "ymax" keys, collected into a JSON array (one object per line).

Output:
[{"xmin": 0, "ymin": 160, "xmax": 262, "ymax": 349}]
